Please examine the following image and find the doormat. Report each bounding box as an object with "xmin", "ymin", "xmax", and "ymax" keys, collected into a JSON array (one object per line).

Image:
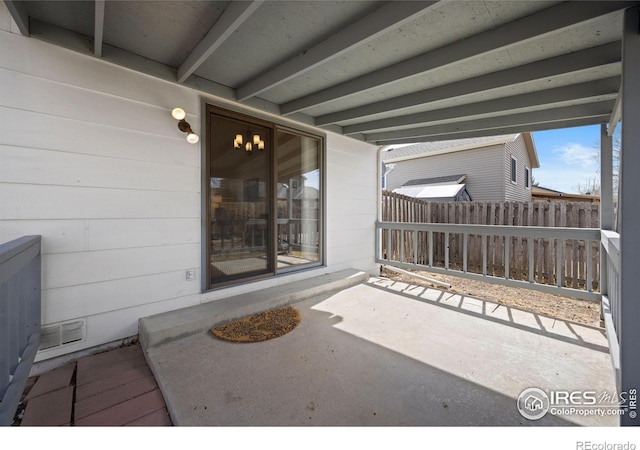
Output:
[{"xmin": 210, "ymin": 306, "xmax": 301, "ymax": 343}]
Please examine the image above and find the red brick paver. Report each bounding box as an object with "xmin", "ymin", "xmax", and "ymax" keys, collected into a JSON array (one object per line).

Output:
[
  {"xmin": 24, "ymin": 363, "xmax": 75, "ymax": 401},
  {"xmin": 76, "ymin": 351, "xmax": 148, "ymax": 386},
  {"xmin": 127, "ymin": 408, "xmax": 172, "ymax": 426},
  {"xmin": 75, "ymin": 389, "xmax": 168, "ymax": 426},
  {"xmin": 19, "ymin": 343, "xmax": 172, "ymax": 426},
  {"xmin": 75, "ymin": 375, "xmax": 159, "ymax": 420},
  {"xmin": 76, "ymin": 365, "xmax": 152, "ymax": 400},
  {"xmin": 20, "ymin": 386, "xmax": 74, "ymax": 426}
]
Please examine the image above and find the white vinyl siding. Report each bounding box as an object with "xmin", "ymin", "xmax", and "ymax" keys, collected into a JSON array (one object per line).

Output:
[
  {"xmin": 504, "ymin": 134, "xmax": 533, "ymax": 201},
  {"xmin": 386, "ymin": 145, "xmax": 505, "ymax": 202},
  {"xmin": 0, "ymin": 19, "xmax": 377, "ymax": 360}
]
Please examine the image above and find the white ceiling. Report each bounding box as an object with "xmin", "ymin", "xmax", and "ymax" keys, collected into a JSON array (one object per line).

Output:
[{"xmin": 5, "ymin": 0, "xmax": 636, "ymax": 144}]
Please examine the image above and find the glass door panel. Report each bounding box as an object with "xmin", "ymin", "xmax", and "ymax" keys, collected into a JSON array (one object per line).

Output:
[
  {"xmin": 276, "ymin": 129, "xmax": 321, "ymax": 271},
  {"xmin": 209, "ymin": 114, "xmax": 272, "ymax": 284}
]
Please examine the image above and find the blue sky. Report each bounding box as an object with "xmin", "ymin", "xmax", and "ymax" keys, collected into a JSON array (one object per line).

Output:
[{"xmin": 532, "ymin": 125, "xmax": 612, "ymax": 194}]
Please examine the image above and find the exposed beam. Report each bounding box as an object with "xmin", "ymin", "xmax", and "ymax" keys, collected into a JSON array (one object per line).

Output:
[
  {"xmin": 4, "ymin": 0, "xmax": 29, "ymax": 36},
  {"xmin": 235, "ymin": 1, "xmax": 440, "ymax": 101},
  {"xmin": 94, "ymin": 0, "xmax": 105, "ymax": 57},
  {"xmin": 316, "ymin": 41, "xmax": 622, "ymax": 125},
  {"xmin": 281, "ymin": 1, "xmax": 633, "ymax": 115},
  {"xmin": 344, "ymin": 77, "xmax": 620, "ymax": 135},
  {"xmin": 608, "ymin": 86, "xmax": 623, "ymax": 136},
  {"xmin": 371, "ymin": 117, "xmax": 609, "ymax": 146},
  {"xmin": 177, "ymin": 0, "xmax": 263, "ymax": 84},
  {"xmin": 26, "ymin": 18, "xmax": 318, "ymax": 129},
  {"xmin": 367, "ymin": 101, "xmax": 615, "ymax": 142}
]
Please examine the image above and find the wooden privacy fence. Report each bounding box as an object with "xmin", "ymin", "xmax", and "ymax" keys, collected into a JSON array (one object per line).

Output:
[{"xmin": 381, "ymin": 191, "xmax": 600, "ymax": 292}]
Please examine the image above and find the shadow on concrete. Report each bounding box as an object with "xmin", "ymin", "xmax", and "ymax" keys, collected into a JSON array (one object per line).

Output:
[
  {"xmin": 367, "ymin": 277, "xmax": 608, "ymax": 353},
  {"xmin": 146, "ymin": 282, "xmax": 615, "ymax": 426}
]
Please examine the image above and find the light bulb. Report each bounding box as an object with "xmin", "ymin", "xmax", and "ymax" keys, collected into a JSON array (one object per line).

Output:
[
  {"xmin": 235, "ymin": 134, "xmax": 243, "ymax": 145},
  {"xmin": 258, "ymin": 140, "xmax": 265, "ymax": 150},
  {"xmin": 245, "ymin": 142, "xmax": 252, "ymax": 152},
  {"xmin": 253, "ymin": 134, "xmax": 261, "ymax": 145},
  {"xmin": 171, "ymin": 107, "xmax": 186, "ymax": 121},
  {"xmin": 186, "ymin": 133, "xmax": 199, "ymax": 144}
]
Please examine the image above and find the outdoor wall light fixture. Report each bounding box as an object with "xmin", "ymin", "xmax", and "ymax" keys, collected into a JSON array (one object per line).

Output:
[
  {"xmin": 234, "ymin": 130, "xmax": 265, "ymax": 153},
  {"xmin": 171, "ymin": 107, "xmax": 199, "ymax": 144}
]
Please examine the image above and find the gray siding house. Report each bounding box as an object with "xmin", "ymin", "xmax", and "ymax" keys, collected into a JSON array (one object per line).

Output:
[{"xmin": 383, "ymin": 133, "xmax": 540, "ymax": 202}]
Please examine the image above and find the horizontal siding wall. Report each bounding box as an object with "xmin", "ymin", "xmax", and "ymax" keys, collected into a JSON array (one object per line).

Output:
[
  {"xmin": 326, "ymin": 134, "xmax": 377, "ymax": 270},
  {"xmin": 0, "ymin": 25, "xmax": 203, "ymax": 360},
  {"xmin": 0, "ymin": 11, "xmax": 377, "ymax": 360},
  {"xmin": 386, "ymin": 146, "xmax": 504, "ymax": 202},
  {"xmin": 504, "ymin": 134, "xmax": 532, "ymax": 202}
]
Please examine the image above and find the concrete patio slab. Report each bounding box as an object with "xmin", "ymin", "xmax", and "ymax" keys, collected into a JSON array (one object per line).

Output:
[
  {"xmin": 145, "ymin": 277, "xmax": 616, "ymax": 426},
  {"xmin": 140, "ymin": 268, "xmax": 369, "ymax": 349}
]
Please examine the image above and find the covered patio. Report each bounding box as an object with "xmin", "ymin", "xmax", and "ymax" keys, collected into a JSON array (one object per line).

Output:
[
  {"xmin": 144, "ymin": 275, "xmax": 615, "ymax": 426},
  {"xmin": 2, "ymin": 1, "xmax": 639, "ymax": 428}
]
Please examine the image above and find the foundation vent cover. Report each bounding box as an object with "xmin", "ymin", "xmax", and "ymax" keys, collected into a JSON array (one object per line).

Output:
[{"xmin": 39, "ymin": 319, "xmax": 86, "ymax": 351}]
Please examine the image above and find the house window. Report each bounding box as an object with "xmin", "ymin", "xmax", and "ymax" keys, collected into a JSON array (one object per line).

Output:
[
  {"xmin": 525, "ymin": 167, "xmax": 530, "ymax": 189},
  {"xmin": 204, "ymin": 105, "xmax": 324, "ymax": 289},
  {"xmin": 511, "ymin": 156, "xmax": 517, "ymax": 185}
]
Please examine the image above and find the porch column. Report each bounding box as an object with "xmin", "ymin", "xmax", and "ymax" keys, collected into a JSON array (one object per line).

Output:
[
  {"xmin": 599, "ymin": 124, "xmax": 613, "ymax": 307},
  {"xmin": 619, "ymin": 6, "xmax": 640, "ymax": 427},
  {"xmin": 600, "ymin": 124, "xmax": 614, "ymax": 231}
]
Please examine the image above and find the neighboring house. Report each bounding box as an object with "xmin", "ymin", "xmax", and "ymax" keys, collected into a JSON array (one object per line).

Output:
[
  {"xmin": 382, "ymin": 133, "xmax": 540, "ymax": 202},
  {"xmin": 533, "ymin": 186, "xmax": 601, "ymax": 203}
]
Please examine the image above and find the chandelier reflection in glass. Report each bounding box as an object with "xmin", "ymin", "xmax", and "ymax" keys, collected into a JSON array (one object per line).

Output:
[{"xmin": 234, "ymin": 130, "xmax": 265, "ymax": 153}]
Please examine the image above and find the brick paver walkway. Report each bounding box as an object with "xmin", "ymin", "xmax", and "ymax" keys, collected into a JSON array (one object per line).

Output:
[{"xmin": 18, "ymin": 342, "xmax": 171, "ymax": 426}]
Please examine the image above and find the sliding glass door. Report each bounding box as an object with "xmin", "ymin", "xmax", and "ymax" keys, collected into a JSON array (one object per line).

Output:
[
  {"xmin": 206, "ymin": 106, "xmax": 323, "ymax": 289},
  {"xmin": 276, "ymin": 129, "xmax": 321, "ymax": 270},
  {"xmin": 208, "ymin": 113, "xmax": 272, "ymax": 284}
]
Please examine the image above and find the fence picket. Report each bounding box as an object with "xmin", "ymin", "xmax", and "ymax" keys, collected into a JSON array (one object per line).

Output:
[{"xmin": 381, "ymin": 191, "xmax": 600, "ymax": 290}]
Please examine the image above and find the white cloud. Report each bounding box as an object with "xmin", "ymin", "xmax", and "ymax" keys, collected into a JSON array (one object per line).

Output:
[{"xmin": 553, "ymin": 143, "xmax": 598, "ymax": 169}]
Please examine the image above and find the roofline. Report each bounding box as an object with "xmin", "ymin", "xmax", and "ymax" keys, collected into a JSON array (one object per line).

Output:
[
  {"xmin": 384, "ymin": 132, "xmax": 541, "ymax": 168},
  {"xmin": 403, "ymin": 174, "xmax": 466, "ymax": 186},
  {"xmin": 522, "ymin": 132, "xmax": 540, "ymax": 168},
  {"xmin": 383, "ymin": 135, "xmax": 519, "ymax": 163},
  {"xmin": 532, "ymin": 191, "xmax": 600, "ymax": 201},
  {"xmin": 534, "ymin": 185, "xmax": 564, "ymax": 194},
  {"xmin": 533, "ymin": 185, "xmax": 599, "ymax": 200}
]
